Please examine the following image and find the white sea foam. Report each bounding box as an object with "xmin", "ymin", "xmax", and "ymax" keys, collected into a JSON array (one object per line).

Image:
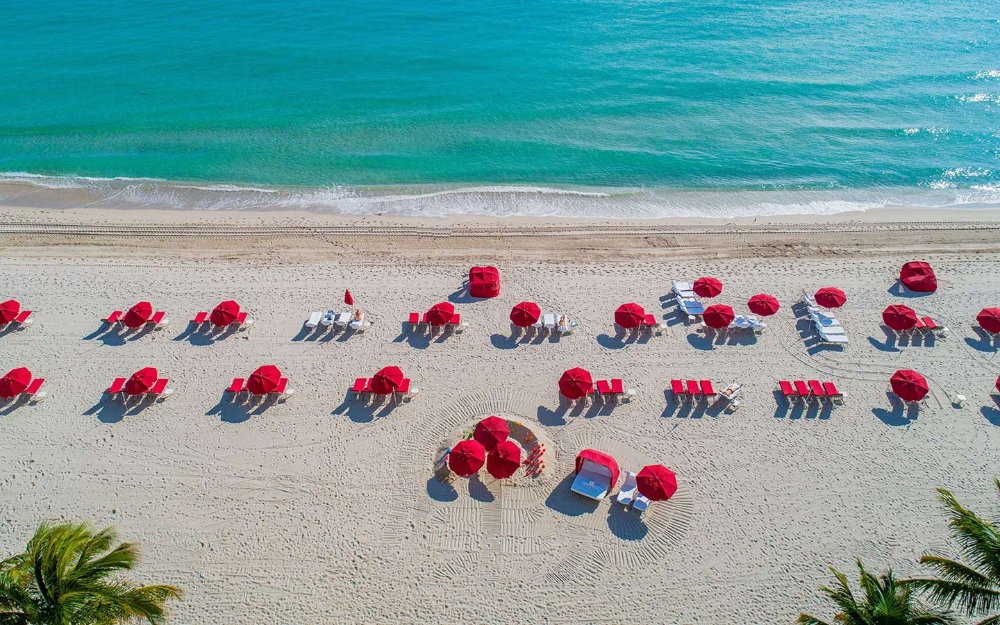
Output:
[
  {"xmin": 974, "ymin": 70, "xmax": 1000, "ymax": 79},
  {"xmin": 958, "ymin": 93, "xmax": 1000, "ymax": 103}
]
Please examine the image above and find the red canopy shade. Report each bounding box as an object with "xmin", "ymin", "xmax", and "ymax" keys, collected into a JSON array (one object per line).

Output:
[
  {"xmin": 0, "ymin": 367, "xmax": 31, "ymax": 398},
  {"xmin": 882, "ymin": 304, "xmax": 918, "ymax": 331},
  {"xmin": 0, "ymin": 299, "xmax": 21, "ymax": 324},
  {"xmin": 210, "ymin": 300, "xmax": 240, "ymax": 326},
  {"xmin": 469, "ymin": 266, "xmax": 501, "ymax": 298},
  {"xmin": 814, "ymin": 287, "xmax": 847, "ymax": 308},
  {"xmin": 344, "ymin": 289, "xmax": 354, "ymax": 306},
  {"xmin": 614, "ymin": 303, "xmax": 646, "ymax": 329},
  {"xmin": 900, "ymin": 261, "xmax": 937, "ymax": 293},
  {"xmin": 124, "ymin": 367, "xmax": 158, "ymax": 395},
  {"xmin": 122, "ymin": 301, "xmax": 153, "ymax": 329},
  {"xmin": 509, "ymin": 301, "xmax": 541, "ymax": 328},
  {"xmin": 559, "ymin": 367, "xmax": 593, "ymax": 400},
  {"xmin": 473, "ymin": 416, "xmax": 509, "ymax": 451},
  {"xmin": 425, "ymin": 302, "xmax": 455, "ymax": 326},
  {"xmin": 486, "ymin": 440, "xmax": 522, "ymax": 479},
  {"xmin": 977, "ymin": 308, "xmax": 1000, "ymax": 334},
  {"xmin": 448, "ymin": 439, "xmax": 486, "ymax": 476},
  {"xmin": 890, "ymin": 369, "xmax": 929, "ymax": 402},
  {"xmin": 370, "ymin": 366, "xmax": 404, "ymax": 395},
  {"xmin": 703, "ymin": 304, "xmax": 735, "ymax": 329},
  {"xmin": 247, "ymin": 365, "xmax": 282, "ymax": 395},
  {"xmin": 636, "ymin": 465, "xmax": 678, "ymax": 501},
  {"xmin": 574, "ymin": 449, "xmax": 620, "ymax": 490},
  {"xmin": 693, "ymin": 277, "xmax": 723, "ymax": 298},
  {"xmin": 747, "ymin": 293, "xmax": 780, "ymax": 316}
]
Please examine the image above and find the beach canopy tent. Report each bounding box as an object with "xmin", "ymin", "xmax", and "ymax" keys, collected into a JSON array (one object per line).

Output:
[
  {"xmin": 882, "ymin": 304, "xmax": 919, "ymax": 331},
  {"xmin": 344, "ymin": 290, "xmax": 354, "ymax": 306},
  {"xmin": 814, "ymin": 287, "xmax": 847, "ymax": 309},
  {"xmin": 247, "ymin": 365, "xmax": 282, "ymax": 395},
  {"xmin": 425, "ymin": 302, "xmax": 455, "ymax": 327},
  {"xmin": 636, "ymin": 465, "xmax": 678, "ymax": 501},
  {"xmin": 122, "ymin": 301, "xmax": 154, "ymax": 329},
  {"xmin": 693, "ymin": 277, "xmax": 723, "ymax": 298},
  {"xmin": 486, "ymin": 440, "xmax": 521, "ymax": 479},
  {"xmin": 210, "ymin": 300, "xmax": 241, "ymax": 327},
  {"xmin": 703, "ymin": 304, "xmax": 735, "ymax": 329},
  {"xmin": 469, "ymin": 266, "xmax": 501, "ymax": 298},
  {"xmin": 124, "ymin": 367, "xmax": 158, "ymax": 395},
  {"xmin": 977, "ymin": 308, "xmax": 1000, "ymax": 334},
  {"xmin": 370, "ymin": 366, "xmax": 404, "ymax": 395},
  {"xmin": 509, "ymin": 301, "xmax": 541, "ymax": 328},
  {"xmin": 614, "ymin": 303, "xmax": 646, "ymax": 329},
  {"xmin": 0, "ymin": 367, "xmax": 31, "ymax": 399},
  {"xmin": 559, "ymin": 367, "xmax": 593, "ymax": 400},
  {"xmin": 747, "ymin": 293, "xmax": 780, "ymax": 317},
  {"xmin": 0, "ymin": 299, "xmax": 21, "ymax": 324},
  {"xmin": 571, "ymin": 449, "xmax": 620, "ymax": 500},
  {"xmin": 473, "ymin": 415, "xmax": 509, "ymax": 451},
  {"xmin": 448, "ymin": 439, "xmax": 486, "ymax": 477},
  {"xmin": 890, "ymin": 369, "xmax": 929, "ymax": 402},
  {"xmin": 900, "ymin": 261, "xmax": 937, "ymax": 293}
]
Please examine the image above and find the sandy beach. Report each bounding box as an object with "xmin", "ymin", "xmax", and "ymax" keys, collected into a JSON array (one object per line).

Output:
[{"xmin": 1, "ymin": 204, "xmax": 999, "ymax": 625}]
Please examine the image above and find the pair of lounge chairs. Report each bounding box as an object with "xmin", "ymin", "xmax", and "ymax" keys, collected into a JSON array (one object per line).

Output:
[
  {"xmin": 889, "ymin": 316, "xmax": 948, "ymax": 339},
  {"xmin": 594, "ymin": 378, "xmax": 635, "ymax": 403},
  {"xmin": 225, "ymin": 377, "xmax": 293, "ymax": 402},
  {"xmin": 616, "ymin": 471, "xmax": 651, "ymax": 513},
  {"xmin": 671, "ymin": 281, "xmax": 706, "ymax": 321},
  {"xmin": 671, "ymin": 379, "xmax": 717, "ymax": 402},
  {"xmin": 350, "ymin": 377, "xmax": 418, "ymax": 402},
  {"xmin": 728, "ymin": 314, "xmax": 766, "ymax": 333},
  {"xmin": 1, "ymin": 310, "xmax": 33, "ymax": 330},
  {"xmin": 807, "ymin": 307, "xmax": 849, "ymax": 344},
  {"xmin": 103, "ymin": 310, "xmax": 169, "ymax": 329},
  {"xmin": 191, "ymin": 311, "xmax": 252, "ymax": 330},
  {"xmin": 105, "ymin": 378, "xmax": 173, "ymax": 402},
  {"xmin": 405, "ymin": 312, "xmax": 467, "ymax": 334},
  {"xmin": 778, "ymin": 380, "xmax": 844, "ymax": 405},
  {"xmin": 530, "ymin": 312, "xmax": 577, "ymax": 335}
]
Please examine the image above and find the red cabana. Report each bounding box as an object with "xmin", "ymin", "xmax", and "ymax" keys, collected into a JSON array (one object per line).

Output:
[
  {"xmin": 0, "ymin": 367, "xmax": 31, "ymax": 399},
  {"xmin": 747, "ymin": 293, "xmax": 780, "ymax": 316},
  {"xmin": 210, "ymin": 300, "xmax": 240, "ymax": 327},
  {"xmin": 469, "ymin": 266, "xmax": 501, "ymax": 298},
  {"xmin": 473, "ymin": 416, "xmax": 509, "ymax": 451},
  {"xmin": 882, "ymin": 304, "xmax": 919, "ymax": 331},
  {"xmin": 814, "ymin": 287, "xmax": 847, "ymax": 309},
  {"xmin": 509, "ymin": 302, "xmax": 541, "ymax": 328},
  {"xmin": 574, "ymin": 449, "xmax": 620, "ymax": 488},
  {"xmin": 636, "ymin": 465, "xmax": 678, "ymax": 501},
  {"xmin": 559, "ymin": 367, "xmax": 593, "ymax": 400},
  {"xmin": 890, "ymin": 369, "xmax": 929, "ymax": 402},
  {"xmin": 122, "ymin": 301, "xmax": 154, "ymax": 329},
  {"xmin": 900, "ymin": 262, "xmax": 937, "ymax": 293},
  {"xmin": 370, "ymin": 366, "xmax": 404, "ymax": 395},
  {"xmin": 703, "ymin": 304, "xmax": 735, "ymax": 329},
  {"xmin": 124, "ymin": 367, "xmax": 158, "ymax": 395},
  {"xmin": 247, "ymin": 365, "xmax": 282, "ymax": 395},
  {"xmin": 693, "ymin": 277, "xmax": 723, "ymax": 298},
  {"xmin": 486, "ymin": 440, "xmax": 522, "ymax": 479},
  {"xmin": 0, "ymin": 299, "xmax": 21, "ymax": 325},
  {"xmin": 977, "ymin": 308, "xmax": 1000, "ymax": 335},
  {"xmin": 448, "ymin": 439, "xmax": 486, "ymax": 477},
  {"xmin": 614, "ymin": 303, "xmax": 646, "ymax": 329},
  {"xmin": 425, "ymin": 302, "xmax": 455, "ymax": 327}
]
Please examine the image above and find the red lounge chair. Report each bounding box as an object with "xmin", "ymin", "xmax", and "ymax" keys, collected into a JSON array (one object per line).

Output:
[
  {"xmin": 643, "ymin": 314, "xmax": 657, "ymax": 327},
  {"xmin": 236, "ymin": 311, "xmax": 248, "ymax": 325},
  {"xmin": 396, "ymin": 378, "xmax": 411, "ymax": 398},
  {"xmin": 149, "ymin": 379, "xmax": 169, "ymax": 395},
  {"xmin": 808, "ymin": 380, "xmax": 827, "ymax": 400},
  {"xmin": 104, "ymin": 310, "xmax": 123, "ymax": 324},
  {"xmin": 779, "ymin": 380, "xmax": 796, "ymax": 399},
  {"xmin": 106, "ymin": 377, "xmax": 126, "ymax": 395},
  {"xmin": 596, "ymin": 380, "xmax": 612, "ymax": 396},
  {"xmin": 351, "ymin": 377, "xmax": 368, "ymax": 399},
  {"xmin": 610, "ymin": 379, "xmax": 624, "ymax": 395},
  {"xmin": 449, "ymin": 314, "xmax": 461, "ymax": 325},
  {"xmin": 912, "ymin": 318, "xmax": 925, "ymax": 331},
  {"xmin": 793, "ymin": 380, "xmax": 810, "ymax": 400},
  {"xmin": 921, "ymin": 316, "xmax": 938, "ymax": 330},
  {"xmin": 14, "ymin": 310, "xmax": 32, "ymax": 325},
  {"xmin": 406, "ymin": 312, "xmax": 420, "ymax": 330},
  {"xmin": 227, "ymin": 378, "xmax": 245, "ymax": 393},
  {"xmin": 24, "ymin": 378, "xmax": 44, "ymax": 396},
  {"xmin": 192, "ymin": 311, "xmax": 208, "ymax": 324},
  {"xmin": 273, "ymin": 378, "xmax": 288, "ymax": 395},
  {"xmin": 150, "ymin": 311, "xmax": 166, "ymax": 326},
  {"xmin": 671, "ymin": 379, "xmax": 687, "ymax": 400},
  {"xmin": 700, "ymin": 380, "xmax": 716, "ymax": 400},
  {"xmin": 686, "ymin": 379, "xmax": 700, "ymax": 397},
  {"xmin": 822, "ymin": 381, "xmax": 844, "ymax": 405}
]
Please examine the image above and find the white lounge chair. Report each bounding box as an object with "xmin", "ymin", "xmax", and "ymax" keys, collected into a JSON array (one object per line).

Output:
[
  {"xmin": 671, "ymin": 280, "xmax": 696, "ymax": 299},
  {"xmin": 818, "ymin": 329, "xmax": 849, "ymax": 344},
  {"xmin": 632, "ymin": 493, "xmax": 651, "ymax": 513},
  {"xmin": 679, "ymin": 299, "xmax": 705, "ymax": 318},
  {"xmin": 571, "ymin": 459, "xmax": 615, "ymax": 500},
  {"xmin": 616, "ymin": 471, "xmax": 638, "ymax": 506},
  {"xmin": 349, "ymin": 312, "xmax": 366, "ymax": 331},
  {"xmin": 543, "ymin": 313, "xmax": 556, "ymax": 330},
  {"xmin": 305, "ymin": 311, "xmax": 322, "ymax": 329},
  {"xmin": 320, "ymin": 311, "xmax": 336, "ymax": 327},
  {"xmin": 334, "ymin": 311, "xmax": 351, "ymax": 327}
]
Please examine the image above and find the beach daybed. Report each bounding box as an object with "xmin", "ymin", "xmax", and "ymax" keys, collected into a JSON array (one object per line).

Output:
[{"xmin": 571, "ymin": 449, "xmax": 620, "ymax": 500}]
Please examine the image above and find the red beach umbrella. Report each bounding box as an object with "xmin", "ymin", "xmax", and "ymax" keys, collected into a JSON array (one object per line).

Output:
[
  {"xmin": 559, "ymin": 367, "xmax": 593, "ymax": 400},
  {"xmin": 370, "ymin": 366, "xmax": 404, "ymax": 395},
  {"xmin": 344, "ymin": 290, "xmax": 354, "ymax": 306},
  {"xmin": 693, "ymin": 277, "xmax": 723, "ymax": 298},
  {"xmin": 509, "ymin": 301, "xmax": 541, "ymax": 328},
  {"xmin": 890, "ymin": 369, "xmax": 929, "ymax": 402},
  {"xmin": 247, "ymin": 364, "xmax": 282, "ymax": 395},
  {"xmin": 614, "ymin": 303, "xmax": 646, "ymax": 329},
  {"xmin": 0, "ymin": 367, "xmax": 31, "ymax": 398},
  {"xmin": 473, "ymin": 416, "xmax": 509, "ymax": 451},
  {"xmin": 977, "ymin": 308, "xmax": 1000, "ymax": 334},
  {"xmin": 636, "ymin": 465, "xmax": 678, "ymax": 501},
  {"xmin": 124, "ymin": 367, "xmax": 158, "ymax": 395},
  {"xmin": 814, "ymin": 287, "xmax": 847, "ymax": 309},
  {"xmin": 448, "ymin": 440, "xmax": 486, "ymax": 477},
  {"xmin": 703, "ymin": 304, "xmax": 735, "ymax": 329},
  {"xmin": 122, "ymin": 301, "xmax": 153, "ymax": 329},
  {"xmin": 900, "ymin": 261, "xmax": 937, "ymax": 293},
  {"xmin": 0, "ymin": 299, "xmax": 21, "ymax": 324},
  {"xmin": 209, "ymin": 300, "xmax": 240, "ymax": 327},
  {"xmin": 486, "ymin": 440, "xmax": 522, "ymax": 479},
  {"xmin": 882, "ymin": 304, "xmax": 918, "ymax": 331},
  {"xmin": 425, "ymin": 302, "xmax": 455, "ymax": 326},
  {"xmin": 747, "ymin": 293, "xmax": 780, "ymax": 317}
]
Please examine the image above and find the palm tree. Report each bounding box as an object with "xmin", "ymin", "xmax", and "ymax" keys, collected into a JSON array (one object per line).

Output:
[
  {"xmin": 907, "ymin": 479, "xmax": 1000, "ymax": 625},
  {"xmin": 0, "ymin": 521, "xmax": 180, "ymax": 625},
  {"xmin": 798, "ymin": 559, "xmax": 955, "ymax": 625}
]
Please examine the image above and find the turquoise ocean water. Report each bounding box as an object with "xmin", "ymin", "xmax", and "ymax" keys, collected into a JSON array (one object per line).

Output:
[{"xmin": 1, "ymin": 0, "xmax": 998, "ymax": 217}]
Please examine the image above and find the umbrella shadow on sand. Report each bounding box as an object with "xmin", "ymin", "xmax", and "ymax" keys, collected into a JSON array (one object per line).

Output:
[
  {"xmin": 544, "ymin": 473, "xmax": 599, "ymax": 517},
  {"xmin": 426, "ymin": 475, "xmax": 459, "ymax": 503},
  {"xmin": 537, "ymin": 397, "xmax": 590, "ymax": 426},
  {"xmin": 0, "ymin": 395, "xmax": 33, "ymax": 417},
  {"xmin": 965, "ymin": 327, "xmax": 998, "ymax": 352},
  {"xmin": 872, "ymin": 392, "xmax": 918, "ymax": 427},
  {"xmin": 206, "ymin": 394, "xmax": 280, "ymax": 424},
  {"xmin": 887, "ymin": 280, "xmax": 934, "ymax": 298},
  {"xmin": 980, "ymin": 401, "xmax": 1000, "ymax": 427},
  {"xmin": 596, "ymin": 328, "xmax": 650, "ymax": 349},
  {"xmin": 467, "ymin": 476, "xmax": 496, "ymax": 503},
  {"xmin": 867, "ymin": 329, "xmax": 902, "ymax": 353},
  {"xmin": 84, "ymin": 395, "xmax": 159, "ymax": 424},
  {"xmin": 83, "ymin": 324, "xmax": 155, "ymax": 346},
  {"xmin": 607, "ymin": 504, "xmax": 648, "ymax": 541},
  {"xmin": 331, "ymin": 395, "xmax": 398, "ymax": 423}
]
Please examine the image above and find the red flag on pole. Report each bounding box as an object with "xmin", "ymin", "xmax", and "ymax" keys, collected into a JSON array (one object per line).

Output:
[{"xmin": 344, "ymin": 290, "xmax": 354, "ymax": 306}]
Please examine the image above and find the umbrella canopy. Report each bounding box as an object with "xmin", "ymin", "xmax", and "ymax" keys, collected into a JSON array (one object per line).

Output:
[
  {"xmin": 0, "ymin": 299, "xmax": 21, "ymax": 324},
  {"xmin": 344, "ymin": 289, "xmax": 354, "ymax": 306},
  {"xmin": 814, "ymin": 287, "xmax": 847, "ymax": 309},
  {"xmin": 747, "ymin": 293, "xmax": 780, "ymax": 317},
  {"xmin": 486, "ymin": 440, "xmax": 522, "ymax": 479},
  {"xmin": 693, "ymin": 277, "xmax": 723, "ymax": 298},
  {"xmin": 124, "ymin": 367, "xmax": 158, "ymax": 395},
  {"xmin": 703, "ymin": 304, "xmax": 735, "ymax": 329},
  {"xmin": 0, "ymin": 367, "xmax": 31, "ymax": 398},
  {"xmin": 614, "ymin": 303, "xmax": 646, "ymax": 329},
  {"xmin": 210, "ymin": 300, "xmax": 240, "ymax": 327},
  {"xmin": 509, "ymin": 301, "xmax": 541, "ymax": 328},
  {"xmin": 900, "ymin": 261, "xmax": 937, "ymax": 293},
  {"xmin": 890, "ymin": 369, "xmax": 929, "ymax": 402},
  {"xmin": 559, "ymin": 367, "xmax": 593, "ymax": 400},
  {"xmin": 122, "ymin": 301, "xmax": 153, "ymax": 329},
  {"xmin": 247, "ymin": 364, "xmax": 282, "ymax": 395},
  {"xmin": 448, "ymin": 439, "xmax": 486, "ymax": 477},
  {"xmin": 636, "ymin": 465, "xmax": 678, "ymax": 501},
  {"xmin": 882, "ymin": 304, "xmax": 918, "ymax": 331},
  {"xmin": 370, "ymin": 366, "xmax": 404, "ymax": 395},
  {"xmin": 977, "ymin": 308, "xmax": 1000, "ymax": 334},
  {"xmin": 473, "ymin": 416, "xmax": 509, "ymax": 451},
  {"xmin": 425, "ymin": 302, "xmax": 455, "ymax": 326}
]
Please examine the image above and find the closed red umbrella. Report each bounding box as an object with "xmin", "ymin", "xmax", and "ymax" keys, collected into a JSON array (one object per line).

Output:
[
  {"xmin": 900, "ymin": 262, "xmax": 937, "ymax": 293},
  {"xmin": 486, "ymin": 440, "xmax": 522, "ymax": 479},
  {"xmin": 124, "ymin": 367, "xmax": 158, "ymax": 395},
  {"xmin": 882, "ymin": 304, "xmax": 918, "ymax": 331},
  {"xmin": 693, "ymin": 277, "xmax": 723, "ymax": 298},
  {"xmin": 614, "ymin": 303, "xmax": 645, "ymax": 329},
  {"xmin": 122, "ymin": 301, "xmax": 153, "ymax": 329},
  {"xmin": 559, "ymin": 367, "xmax": 593, "ymax": 400},
  {"xmin": 344, "ymin": 290, "xmax": 354, "ymax": 306},
  {"xmin": 473, "ymin": 416, "xmax": 509, "ymax": 451},
  {"xmin": 426, "ymin": 302, "xmax": 455, "ymax": 326},
  {"xmin": 814, "ymin": 287, "xmax": 847, "ymax": 309},
  {"xmin": 370, "ymin": 366, "xmax": 404, "ymax": 395},
  {"xmin": 747, "ymin": 293, "xmax": 780, "ymax": 317},
  {"xmin": 247, "ymin": 364, "xmax": 282, "ymax": 395},
  {"xmin": 890, "ymin": 369, "xmax": 929, "ymax": 402},
  {"xmin": 703, "ymin": 304, "xmax": 735, "ymax": 329},
  {"xmin": 636, "ymin": 465, "xmax": 678, "ymax": 501},
  {"xmin": 209, "ymin": 300, "xmax": 240, "ymax": 327},
  {"xmin": 509, "ymin": 301, "xmax": 541, "ymax": 328},
  {"xmin": 0, "ymin": 299, "xmax": 21, "ymax": 324},
  {"xmin": 0, "ymin": 367, "xmax": 31, "ymax": 399},
  {"xmin": 977, "ymin": 308, "xmax": 1000, "ymax": 334},
  {"xmin": 448, "ymin": 439, "xmax": 486, "ymax": 477}
]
